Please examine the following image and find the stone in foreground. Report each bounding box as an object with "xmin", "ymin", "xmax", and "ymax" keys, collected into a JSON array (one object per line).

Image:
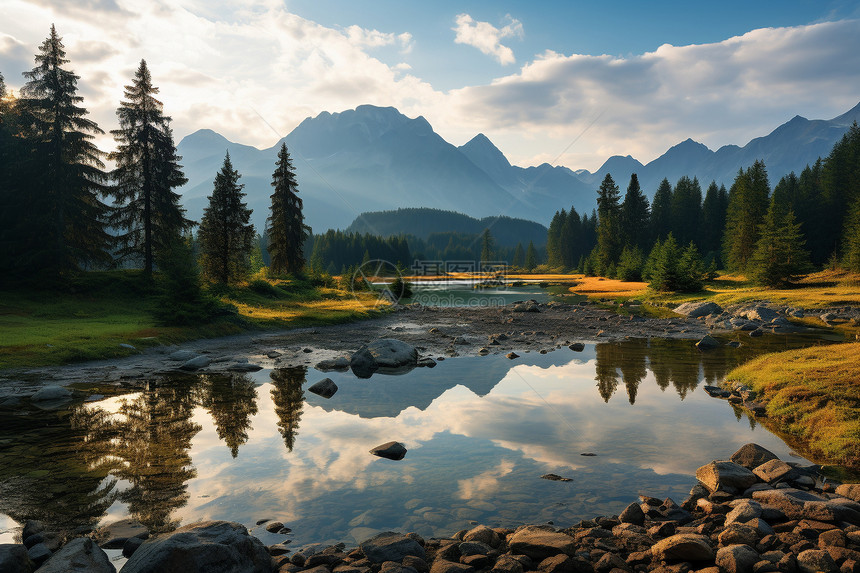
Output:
[
  {"xmin": 370, "ymin": 441, "xmax": 408, "ymax": 460},
  {"xmin": 507, "ymin": 526, "xmax": 576, "ymax": 560},
  {"xmin": 674, "ymin": 301, "xmax": 723, "ymax": 318},
  {"xmin": 696, "ymin": 460, "xmax": 758, "ymax": 492},
  {"xmin": 36, "ymin": 537, "xmax": 115, "ymax": 573},
  {"xmin": 360, "ymin": 532, "xmax": 426, "ymax": 563},
  {"xmin": 651, "ymin": 534, "xmax": 715, "ymax": 562},
  {"xmin": 715, "ymin": 544, "xmax": 760, "ymax": 573},
  {"xmin": 695, "ymin": 335, "xmax": 720, "ymax": 350},
  {"xmin": 121, "ymin": 521, "xmax": 271, "ymax": 573},
  {"xmin": 351, "ymin": 339, "xmax": 418, "ymax": 378},
  {"xmin": 730, "ymin": 443, "xmax": 779, "ymax": 469},
  {"xmin": 0, "ymin": 544, "xmax": 33, "ymax": 573}
]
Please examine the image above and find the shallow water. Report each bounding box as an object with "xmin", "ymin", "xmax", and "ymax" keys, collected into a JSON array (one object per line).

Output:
[{"xmin": 0, "ymin": 334, "xmax": 840, "ymax": 555}]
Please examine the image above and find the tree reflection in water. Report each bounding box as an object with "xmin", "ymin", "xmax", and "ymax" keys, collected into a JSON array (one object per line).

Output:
[
  {"xmin": 270, "ymin": 367, "xmax": 307, "ymax": 452},
  {"xmin": 198, "ymin": 374, "xmax": 259, "ymax": 458}
]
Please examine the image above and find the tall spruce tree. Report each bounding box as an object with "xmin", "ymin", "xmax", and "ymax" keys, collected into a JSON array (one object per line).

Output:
[
  {"xmin": 546, "ymin": 209, "xmax": 566, "ymax": 267},
  {"xmin": 525, "ymin": 241, "xmax": 537, "ymax": 271},
  {"xmin": 843, "ymin": 197, "xmax": 860, "ymax": 272},
  {"xmin": 512, "ymin": 242, "xmax": 524, "ymax": 268},
  {"xmin": 822, "ymin": 122, "xmax": 860, "ymax": 262},
  {"xmin": 198, "ymin": 152, "xmax": 255, "ymax": 283},
  {"xmin": 595, "ymin": 173, "xmax": 621, "ymax": 273},
  {"xmin": 21, "ymin": 25, "xmax": 111, "ymax": 276},
  {"xmin": 650, "ymin": 178, "xmax": 673, "ymax": 242},
  {"xmin": 560, "ymin": 206, "xmax": 582, "ymax": 268},
  {"xmin": 267, "ymin": 142, "xmax": 306, "ymax": 275},
  {"xmin": 701, "ymin": 181, "xmax": 727, "ymax": 261},
  {"xmin": 620, "ymin": 173, "xmax": 650, "ymax": 250},
  {"xmin": 748, "ymin": 199, "xmax": 811, "ymax": 286},
  {"xmin": 671, "ymin": 176, "xmax": 702, "ymax": 247},
  {"xmin": 723, "ymin": 160, "xmax": 770, "ymax": 271},
  {"xmin": 480, "ymin": 228, "xmax": 494, "ymax": 267},
  {"xmin": 109, "ymin": 60, "xmax": 191, "ymax": 276}
]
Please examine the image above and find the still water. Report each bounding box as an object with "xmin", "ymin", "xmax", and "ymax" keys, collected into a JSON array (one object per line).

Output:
[{"xmin": 0, "ymin": 335, "xmax": 836, "ymax": 553}]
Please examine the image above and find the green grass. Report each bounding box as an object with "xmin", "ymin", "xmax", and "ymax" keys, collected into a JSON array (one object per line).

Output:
[
  {"xmin": 0, "ymin": 271, "xmax": 388, "ymax": 370},
  {"xmin": 727, "ymin": 342, "xmax": 860, "ymax": 469}
]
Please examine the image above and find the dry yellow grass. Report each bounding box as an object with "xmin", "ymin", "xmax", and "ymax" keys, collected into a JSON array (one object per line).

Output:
[
  {"xmin": 728, "ymin": 342, "xmax": 860, "ymax": 469},
  {"xmin": 567, "ymin": 276, "xmax": 650, "ymax": 298}
]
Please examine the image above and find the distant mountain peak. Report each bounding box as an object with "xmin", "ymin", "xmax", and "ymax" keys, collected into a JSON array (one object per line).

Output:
[{"xmin": 831, "ymin": 100, "xmax": 860, "ymax": 125}]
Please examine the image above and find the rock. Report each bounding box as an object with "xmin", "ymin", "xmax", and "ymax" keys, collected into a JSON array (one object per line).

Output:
[
  {"xmin": 431, "ymin": 560, "xmax": 474, "ymax": 573},
  {"xmin": 753, "ymin": 460, "xmax": 795, "ymax": 483},
  {"xmin": 168, "ymin": 349, "xmax": 199, "ymax": 361},
  {"xmin": 512, "ymin": 301, "xmax": 540, "ymax": 313},
  {"xmin": 458, "ymin": 541, "xmax": 493, "ymax": 556},
  {"xmin": 725, "ymin": 501, "xmax": 763, "ymax": 526},
  {"xmin": 360, "ymin": 532, "xmax": 426, "ymax": 564},
  {"xmin": 315, "ymin": 357, "xmax": 351, "ymax": 372},
  {"xmin": 696, "ymin": 460, "xmax": 758, "ymax": 492},
  {"xmin": 507, "ymin": 526, "xmax": 576, "ymax": 560},
  {"xmin": 696, "ymin": 335, "xmax": 721, "ymax": 350},
  {"xmin": 540, "ymin": 474, "xmax": 572, "ymax": 482},
  {"xmin": 796, "ymin": 549, "xmax": 838, "ymax": 572},
  {"xmin": 462, "ymin": 526, "xmax": 500, "ymax": 548},
  {"xmin": 36, "ymin": 537, "xmax": 115, "ymax": 573},
  {"xmin": 121, "ymin": 520, "xmax": 271, "ymax": 573},
  {"xmin": 370, "ymin": 442, "xmax": 407, "ymax": 460},
  {"xmin": 651, "ymin": 534, "xmax": 715, "ymax": 562},
  {"xmin": 26, "ymin": 543, "xmax": 51, "ymax": 567},
  {"xmin": 93, "ymin": 518, "xmax": 149, "ymax": 549},
  {"xmin": 536, "ymin": 554, "xmax": 591, "ymax": 573},
  {"xmin": 265, "ymin": 521, "xmax": 285, "ymax": 533},
  {"xmin": 820, "ymin": 312, "xmax": 838, "ymax": 323},
  {"xmin": 417, "ymin": 358, "xmax": 437, "ymax": 368},
  {"xmin": 119, "ymin": 343, "xmax": 137, "ymax": 350},
  {"xmin": 741, "ymin": 307, "xmax": 780, "ymax": 323},
  {"xmin": 506, "ymin": 352, "xmax": 519, "ymax": 359},
  {"xmin": 568, "ymin": 343, "xmax": 585, "ymax": 352},
  {"xmin": 308, "ymin": 378, "xmax": 338, "ymax": 399},
  {"xmin": 675, "ymin": 301, "xmax": 723, "ymax": 318},
  {"xmin": 403, "ymin": 556, "xmax": 430, "ymax": 572},
  {"xmin": 179, "ymin": 355, "xmax": 211, "ymax": 370},
  {"xmin": 351, "ymin": 339, "xmax": 418, "ymax": 378},
  {"xmin": 619, "ymin": 502, "xmax": 646, "ymax": 526},
  {"xmin": 836, "ymin": 484, "xmax": 860, "ymax": 502},
  {"xmin": 716, "ymin": 544, "xmax": 760, "ymax": 573},
  {"xmin": 0, "ymin": 544, "xmax": 33, "ymax": 573},
  {"xmin": 492, "ymin": 556, "xmax": 524, "ymax": 573},
  {"xmin": 731, "ymin": 444, "xmax": 780, "ymax": 469},
  {"xmin": 594, "ymin": 552, "xmax": 628, "ymax": 571},
  {"xmin": 30, "ymin": 385, "xmax": 72, "ymax": 403},
  {"xmin": 123, "ymin": 537, "xmax": 145, "ymax": 558},
  {"xmin": 718, "ymin": 524, "xmax": 760, "ymax": 547},
  {"xmin": 749, "ymin": 329, "xmax": 763, "ymax": 337},
  {"xmin": 226, "ymin": 363, "xmax": 263, "ymax": 372}
]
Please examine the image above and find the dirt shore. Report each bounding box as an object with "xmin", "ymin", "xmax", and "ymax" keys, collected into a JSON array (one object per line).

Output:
[{"xmin": 0, "ymin": 301, "xmax": 713, "ymax": 394}]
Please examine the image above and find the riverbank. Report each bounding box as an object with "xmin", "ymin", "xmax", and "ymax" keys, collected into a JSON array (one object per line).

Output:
[
  {"xmin": 725, "ymin": 342, "xmax": 860, "ymax": 470},
  {"xmin": 6, "ymin": 442, "xmax": 860, "ymax": 573},
  {"xmin": 0, "ymin": 272, "xmax": 386, "ymax": 370}
]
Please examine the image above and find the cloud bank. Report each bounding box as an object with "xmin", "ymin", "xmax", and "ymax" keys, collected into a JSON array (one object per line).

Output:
[{"xmin": 452, "ymin": 13, "xmax": 523, "ymax": 65}]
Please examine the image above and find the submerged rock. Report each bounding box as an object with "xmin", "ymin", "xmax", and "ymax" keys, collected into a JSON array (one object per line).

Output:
[
  {"xmin": 695, "ymin": 335, "xmax": 721, "ymax": 350},
  {"xmin": 351, "ymin": 339, "xmax": 418, "ymax": 378},
  {"xmin": 315, "ymin": 357, "xmax": 351, "ymax": 371},
  {"xmin": 540, "ymin": 474, "xmax": 572, "ymax": 482}
]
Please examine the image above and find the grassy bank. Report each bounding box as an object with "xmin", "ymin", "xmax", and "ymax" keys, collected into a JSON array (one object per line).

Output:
[
  {"xmin": 726, "ymin": 342, "xmax": 860, "ymax": 469},
  {"xmin": 0, "ymin": 271, "xmax": 387, "ymax": 370}
]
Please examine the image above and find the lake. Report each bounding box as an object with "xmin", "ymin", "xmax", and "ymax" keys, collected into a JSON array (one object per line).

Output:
[{"xmin": 0, "ymin": 333, "xmax": 838, "ymax": 559}]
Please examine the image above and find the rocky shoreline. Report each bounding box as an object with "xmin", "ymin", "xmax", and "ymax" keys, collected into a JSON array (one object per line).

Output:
[
  {"xmin": 3, "ymin": 443, "xmax": 860, "ymax": 572},
  {"xmin": 4, "ymin": 298, "xmax": 854, "ymax": 396}
]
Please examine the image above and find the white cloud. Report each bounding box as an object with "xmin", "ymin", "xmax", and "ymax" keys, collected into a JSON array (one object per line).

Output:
[
  {"xmin": 452, "ymin": 13, "xmax": 523, "ymax": 65},
  {"xmin": 346, "ymin": 25, "xmax": 413, "ymax": 53}
]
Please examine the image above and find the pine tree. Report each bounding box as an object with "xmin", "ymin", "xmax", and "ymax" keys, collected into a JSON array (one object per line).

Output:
[
  {"xmin": 267, "ymin": 142, "xmax": 306, "ymax": 275},
  {"xmin": 560, "ymin": 206, "xmax": 582, "ymax": 267},
  {"xmin": 650, "ymin": 178, "xmax": 673, "ymax": 243},
  {"xmin": 480, "ymin": 228, "xmax": 494, "ymax": 267},
  {"xmin": 749, "ymin": 200, "xmax": 812, "ymax": 286},
  {"xmin": 198, "ymin": 152, "xmax": 255, "ymax": 283},
  {"xmin": 677, "ymin": 241, "xmax": 705, "ymax": 292},
  {"xmin": 525, "ymin": 241, "xmax": 537, "ymax": 271},
  {"xmin": 21, "ymin": 25, "xmax": 111, "ymax": 276},
  {"xmin": 546, "ymin": 209, "xmax": 566, "ymax": 267},
  {"xmin": 109, "ymin": 60, "xmax": 191, "ymax": 276},
  {"xmin": 822, "ymin": 122, "xmax": 860, "ymax": 262},
  {"xmin": 671, "ymin": 176, "xmax": 703, "ymax": 247},
  {"xmin": 701, "ymin": 181, "xmax": 727, "ymax": 262},
  {"xmin": 512, "ymin": 242, "xmax": 524, "ymax": 268},
  {"xmin": 595, "ymin": 173, "xmax": 621, "ymax": 273},
  {"xmin": 620, "ymin": 173, "xmax": 650, "ymax": 250},
  {"xmin": 843, "ymin": 197, "xmax": 860, "ymax": 272},
  {"xmin": 723, "ymin": 160, "xmax": 771, "ymax": 272}
]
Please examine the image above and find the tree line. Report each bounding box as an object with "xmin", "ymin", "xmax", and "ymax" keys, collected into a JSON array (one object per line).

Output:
[
  {"xmin": 546, "ymin": 123, "xmax": 860, "ymax": 290},
  {"xmin": 0, "ymin": 26, "xmax": 306, "ymax": 290}
]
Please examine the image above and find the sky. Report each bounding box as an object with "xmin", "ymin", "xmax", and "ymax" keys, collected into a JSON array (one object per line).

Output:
[{"xmin": 2, "ymin": 0, "xmax": 860, "ymax": 171}]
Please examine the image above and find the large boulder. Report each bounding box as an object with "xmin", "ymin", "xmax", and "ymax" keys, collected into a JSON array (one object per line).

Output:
[
  {"xmin": 0, "ymin": 544, "xmax": 33, "ymax": 573},
  {"xmin": 507, "ymin": 526, "xmax": 576, "ymax": 560},
  {"xmin": 730, "ymin": 444, "xmax": 779, "ymax": 469},
  {"xmin": 674, "ymin": 301, "xmax": 723, "ymax": 318},
  {"xmin": 739, "ymin": 306, "xmax": 779, "ymax": 323},
  {"xmin": 695, "ymin": 461, "xmax": 758, "ymax": 492},
  {"xmin": 751, "ymin": 488, "xmax": 860, "ymax": 523},
  {"xmin": 350, "ymin": 339, "xmax": 418, "ymax": 378},
  {"xmin": 715, "ymin": 544, "xmax": 760, "ymax": 573},
  {"xmin": 36, "ymin": 538, "xmax": 115, "ymax": 573},
  {"xmin": 360, "ymin": 532, "xmax": 426, "ymax": 563},
  {"xmin": 179, "ymin": 355, "xmax": 211, "ymax": 371},
  {"xmin": 695, "ymin": 335, "xmax": 721, "ymax": 350},
  {"xmin": 836, "ymin": 484, "xmax": 860, "ymax": 502},
  {"xmin": 651, "ymin": 534, "xmax": 715, "ymax": 562},
  {"xmin": 307, "ymin": 378, "xmax": 338, "ymax": 399},
  {"xmin": 121, "ymin": 521, "xmax": 272, "ymax": 573},
  {"xmin": 752, "ymin": 459, "xmax": 795, "ymax": 483}
]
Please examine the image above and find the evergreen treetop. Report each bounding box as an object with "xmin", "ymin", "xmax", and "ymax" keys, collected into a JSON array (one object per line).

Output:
[{"xmin": 267, "ymin": 142, "xmax": 307, "ymax": 275}]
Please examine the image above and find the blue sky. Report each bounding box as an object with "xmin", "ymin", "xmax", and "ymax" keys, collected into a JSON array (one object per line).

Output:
[{"xmin": 2, "ymin": 0, "xmax": 860, "ymax": 170}]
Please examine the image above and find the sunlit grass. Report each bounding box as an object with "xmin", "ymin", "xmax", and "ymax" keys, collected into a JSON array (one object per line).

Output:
[
  {"xmin": 727, "ymin": 342, "xmax": 860, "ymax": 469},
  {"xmin": 567, "ymin": 276, "xmax": 650, "ymax": 298}
]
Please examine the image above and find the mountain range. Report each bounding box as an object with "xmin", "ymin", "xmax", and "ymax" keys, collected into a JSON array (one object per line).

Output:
[{"xmin": 176, "ymin": 101, "xmax": 860, "ymax": 233}]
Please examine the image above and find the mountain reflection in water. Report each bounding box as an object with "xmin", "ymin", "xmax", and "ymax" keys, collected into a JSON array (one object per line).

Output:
[{"xmin": 0, "ymin": 335, "xmax": 829, "ymax": 547}]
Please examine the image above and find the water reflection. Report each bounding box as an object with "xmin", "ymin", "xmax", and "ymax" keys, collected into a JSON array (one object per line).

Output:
[
  {"xmin": 270, "ymin": 367, "xmax": 307, "ymax": 452},
  {"xmin": 0, "ymin": 334, "xmax": 838, "ymax": 546}
]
